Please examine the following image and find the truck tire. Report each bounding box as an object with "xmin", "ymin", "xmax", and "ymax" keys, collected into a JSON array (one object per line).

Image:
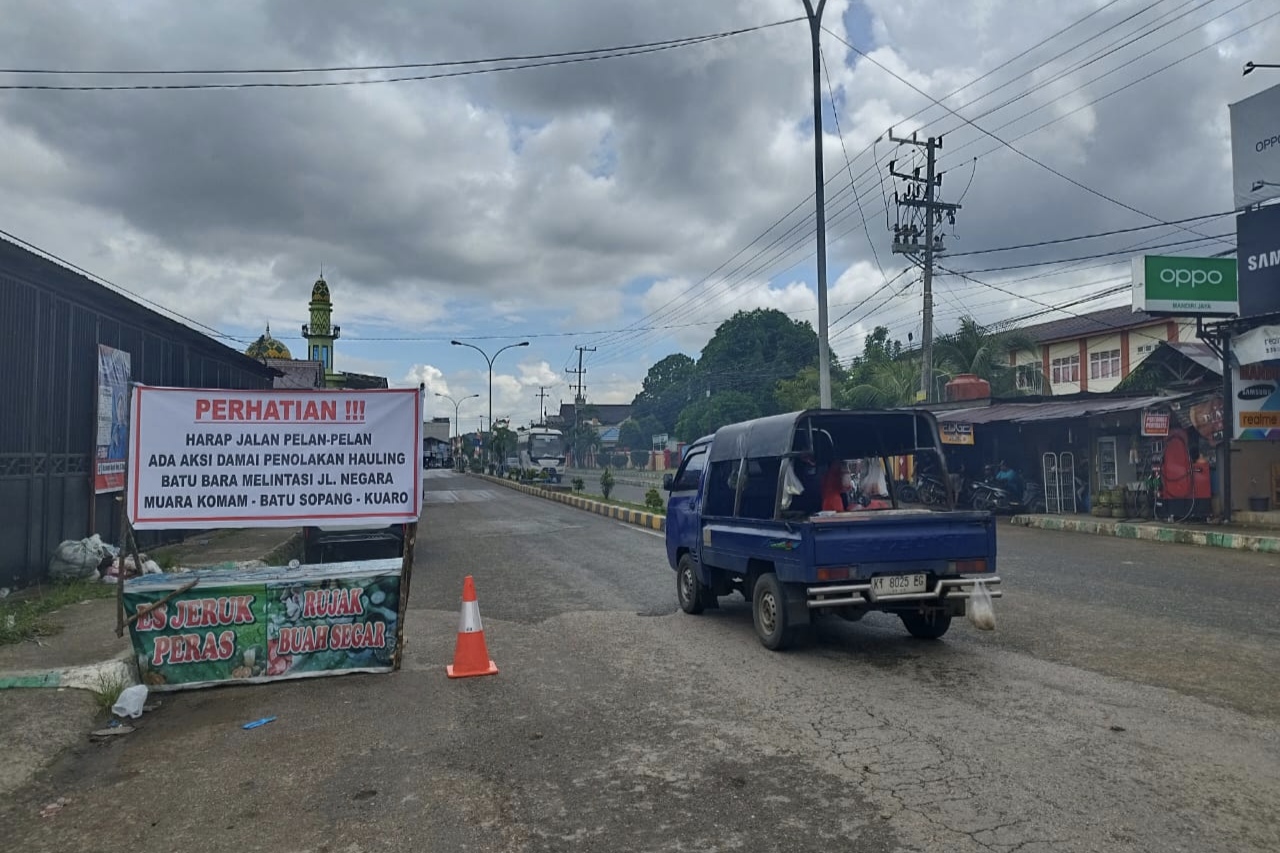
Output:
[
  {"xmin": 900, "ymin": 610, "xmax": 952, "ymax": 640},
  {"xmin": 676, "ymin": 554, "xmax": 706, "ymax": 615},
  {"xmin": 753, "ymin": 573, "xmax": 796, "ymax": 651}
]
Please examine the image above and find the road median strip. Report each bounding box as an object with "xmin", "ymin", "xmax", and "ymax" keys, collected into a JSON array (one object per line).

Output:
[
  {"xmin": 1010, "ymin": 513, "xmax": 1280, "ymax": 553},
  {"xmin": 475, "ymin": 474, "xmax": 665, "ymax": 532}
]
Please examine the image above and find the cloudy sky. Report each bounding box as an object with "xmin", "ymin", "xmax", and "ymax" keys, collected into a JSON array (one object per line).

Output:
[{"xmin": 1, "ymin": 0, "xmax": 1276, "ymax": 428}]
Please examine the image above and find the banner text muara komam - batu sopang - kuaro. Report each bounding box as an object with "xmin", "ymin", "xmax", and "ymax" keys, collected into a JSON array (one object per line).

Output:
[
  {"xmin": 126, "ymin": 387, "xmax": 422, "ymax": 529},
  {"xmin": 124, "ymin": 561, "xmax": 402, "ymax": 690}
]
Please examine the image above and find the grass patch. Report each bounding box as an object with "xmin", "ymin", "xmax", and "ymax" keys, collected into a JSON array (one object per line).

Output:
[
  {"xmin": 89, "ymin": 668, "xmax": 131, "ymax": 715},
  {"xmin": 0, "ymin": 580, "xmax": 115, "ymax": 646}
]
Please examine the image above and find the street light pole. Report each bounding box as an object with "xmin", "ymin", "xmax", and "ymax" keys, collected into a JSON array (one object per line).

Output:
[
  {"xmin": 802, "ymin": 0, "xmax": 832, "ymax": 408},
  {"xmin": 435, "ymin": 392, "xmax": 479, "ymax": 459},
  {"xmin": 451, "ymin": 339, "xmax": 529, "ymax": 467},
  {"xmin": 1243, "ymin": 61, "xmax": 1280, "ymax": 75}
]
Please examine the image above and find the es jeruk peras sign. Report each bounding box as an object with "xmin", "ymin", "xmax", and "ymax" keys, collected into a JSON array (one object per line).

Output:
[{"xmin": 1131, "ymin": 254, "xmax": 1238, "ymax": 317}]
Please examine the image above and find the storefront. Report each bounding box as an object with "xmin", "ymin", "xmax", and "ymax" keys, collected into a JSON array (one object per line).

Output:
[{"xmin": 933, "ymin": 394, "xmax": 1192, "ymax": 515}]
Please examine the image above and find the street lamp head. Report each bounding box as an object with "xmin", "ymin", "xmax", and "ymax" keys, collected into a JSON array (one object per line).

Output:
[
  {"xmin": 450, "ymin": 340, "xmax": 463, "ymax": 346},
  {"xmin": 1245, "ymin": 61, "xmax": 1256, "ymax": 76},
  {"xmin": 518, "ymin": 341, "xmax": 530, "ymax": 347}
]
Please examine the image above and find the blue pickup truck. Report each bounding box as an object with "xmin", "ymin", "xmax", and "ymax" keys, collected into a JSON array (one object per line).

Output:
[{"xmin": 663, "ymin": 409, "xmax": 1000, "ymax": 649}]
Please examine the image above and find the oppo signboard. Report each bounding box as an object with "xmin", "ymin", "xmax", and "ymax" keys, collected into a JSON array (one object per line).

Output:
[{"xmin": 1131, "ymin": 254, "xmax": 1238, "ymax": 317}]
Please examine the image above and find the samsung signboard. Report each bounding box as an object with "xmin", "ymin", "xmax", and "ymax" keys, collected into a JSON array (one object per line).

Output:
[
  {"xmin": 1230, "ymin": 82, "xmax": 1280, "ymax": 210},
  {"xmin": 1131, "ymin": 254, "xmax": 1238, "ymax": 317},
  {"xmin": 1237, "ymin": 202, "xmax": 1280, "ymax": 318}
]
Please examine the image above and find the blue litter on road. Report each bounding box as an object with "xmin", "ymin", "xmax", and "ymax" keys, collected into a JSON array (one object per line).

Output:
[{"xmin": 242, "ymin": 716, "xmax": 277, "ymax": 730}]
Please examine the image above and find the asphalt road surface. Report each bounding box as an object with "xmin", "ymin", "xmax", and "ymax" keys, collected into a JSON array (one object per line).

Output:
[{"xmin": 5, "ymin": 469, "xmax": 1279, "ymax": 852}]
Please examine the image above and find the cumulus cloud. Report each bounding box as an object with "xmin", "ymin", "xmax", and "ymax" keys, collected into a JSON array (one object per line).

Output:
[{"xmin": 0, "ymin": 0, "xmax": 1275, "ymax": 420}]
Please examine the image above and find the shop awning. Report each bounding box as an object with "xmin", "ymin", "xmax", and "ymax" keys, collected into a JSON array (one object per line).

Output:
[{"xmin": 936, "ymin": 394, "xmax": 1188, "ymax": 426}]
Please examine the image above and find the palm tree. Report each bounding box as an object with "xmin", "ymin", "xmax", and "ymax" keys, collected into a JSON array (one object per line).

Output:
[
  {"xmin": 932, "ymin": 316, "xmax": 1039, "ymax": 397},
  {"xmin": 843, "ymin": 357, "xmax": 923, "ymax": 409}
]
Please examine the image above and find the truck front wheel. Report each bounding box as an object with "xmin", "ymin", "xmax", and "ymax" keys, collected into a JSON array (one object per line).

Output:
[
  {"xmin": 676, "ymin": 554, "xmax": 707, "ymax": 615},
  {"xmin": 900, "ymin": 609, "xmax": 952, "ymax": 640},
  {"xmin": 753, "ymin": 573, "xmax": 797, "ymax": 651}
]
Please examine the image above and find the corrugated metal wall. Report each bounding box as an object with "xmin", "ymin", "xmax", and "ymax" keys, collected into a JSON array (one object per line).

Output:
[{"xmin": 1, "ymin": 254, "xmax": 271, "ymax": 589}]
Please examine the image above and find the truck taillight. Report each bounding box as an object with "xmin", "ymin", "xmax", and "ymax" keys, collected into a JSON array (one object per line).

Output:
[
  {"xmin": 948, "ymin": 559, "xmax": 987, "ymax": 573},
  {"xmin": 816, "ymin": 567, "xmax": 853, "ymax": 581}
]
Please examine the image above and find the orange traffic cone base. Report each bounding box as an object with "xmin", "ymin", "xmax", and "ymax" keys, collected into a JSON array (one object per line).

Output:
[{"xmin": 446, "ymin": 659, "xmax": 499, "ymax": 678}]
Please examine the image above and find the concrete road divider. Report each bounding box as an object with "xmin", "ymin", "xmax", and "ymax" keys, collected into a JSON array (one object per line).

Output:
[
  {"xmin": 1011, "ymin": 513, "xmax": 1280, "ymax": 553},
  {"xmin": 476, "ymin": 474, "xmax": 665, "ymax": 532}
]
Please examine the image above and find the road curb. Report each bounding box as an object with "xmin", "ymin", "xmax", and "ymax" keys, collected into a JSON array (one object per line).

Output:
[
  {"xmin": 0, "ymin": 654, "xmax": 135, "ymax": 692},
  {"xmin": 476, "ymin": 474, "xmax": 665, "ymax": 532},
  {"xmin": 1010, "ymin": 513, "xmax": 1280, "ymax": 553}
]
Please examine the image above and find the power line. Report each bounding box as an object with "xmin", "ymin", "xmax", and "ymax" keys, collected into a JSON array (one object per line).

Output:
[
  {"xmin": 813, "ymin": 0, "xmax": 1256, "ymax": 267},
  {"xmin": 821, "ymin": 24, "xmax": 1223, "ymax": 241},
  {"xmin": 946, "ymin": 210, "xmax": 1235, "ymax": 257},
  {"xmin": 0, "ymin": 19, "xmax": 802, "ymax": 91},
  {"xmin": 926, "ymin": 0, "xmax": 1272, "ymax": 186},
  {"xmin": 0, "ymin": 20, "xmax": 804, "ymax": 76},
  {"xmin": 820, "ymin": 45, "xmax": 889, "ymax": 291},
  {"xmin": 952, "ymin": 232, "xmax": 1234, "ymax": 274},
  {"xmin": 583, "ymin": 1, "xmax": 1137, "ymax": 359}
]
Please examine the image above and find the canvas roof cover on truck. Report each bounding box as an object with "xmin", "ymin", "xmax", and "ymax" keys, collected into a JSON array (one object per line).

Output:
[{"xmin": 706, "ymin": 409, "xmax": 944, "ymax": 463}]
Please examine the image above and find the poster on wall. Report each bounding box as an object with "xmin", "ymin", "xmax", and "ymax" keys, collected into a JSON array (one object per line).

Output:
[
  {"xmin": 126, "ymin": 387, "xmax": 422, "ymax": 529},
  {"xmin": 123, "ymin": 560, "xmax": 401, "ymax": 691},
  {"xmin": 95, "ymin": 345, "xmax": 132, "ymax": 493},
  {"xmin": 1232, "ymin": 362, "xmax": 1280, "ymax": 440},
  {"xmin": 1141, "ymin": 411, "xmax": 1170, "ymax": 437}
]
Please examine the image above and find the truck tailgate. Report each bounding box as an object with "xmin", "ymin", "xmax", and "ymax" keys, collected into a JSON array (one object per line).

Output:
[{"xmin": 810, "ymin": 510, "xmax": 996, "ymax": 573}]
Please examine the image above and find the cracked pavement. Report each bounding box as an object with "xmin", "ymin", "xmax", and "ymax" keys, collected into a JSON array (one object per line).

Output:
[{"xmin": 3, "ymin": 470, "xmax": 1278, "ymax": 852}]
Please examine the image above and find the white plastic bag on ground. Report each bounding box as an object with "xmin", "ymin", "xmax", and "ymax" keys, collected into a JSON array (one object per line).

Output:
[
  {"xmin": 112, "ymin": 684, "xmax": 149, "ymax": 719},
  {"xmin": 48, "ymin": 536, "xmax": 107, "ymax": 582},
  {"xmin": 967, "ymin": 580, "xmax": 996, "ymax": 631}
]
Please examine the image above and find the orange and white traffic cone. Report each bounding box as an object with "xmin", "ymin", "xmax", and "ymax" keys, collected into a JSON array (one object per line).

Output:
[{"xmin": 446, "ymin": 575, "xmax": 499, "ymax": 679}]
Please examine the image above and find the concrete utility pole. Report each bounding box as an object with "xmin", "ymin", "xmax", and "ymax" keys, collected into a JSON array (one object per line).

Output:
[
  {"xmin": 889, "ymin": 131, "xmax": 960, "ymax": 403},
  {"xmin": 566, "ymin": 345, "xmax": 595, "ymax": 465},
  {"xmin": 802, "ymin": 0, "xmax": 833, "ymax": 408},
  {"xmin": 535, "ymin": 386, "xmax": 551, "ymax": 424}
]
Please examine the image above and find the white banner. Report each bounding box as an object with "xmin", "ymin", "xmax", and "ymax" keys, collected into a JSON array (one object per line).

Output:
[
  {"xmin": 1230, "ymin": 82, "xmax": 1280, "ymax": 210},
  {"xmin": 1233, "ymin": 324, "xmax": 1280, "ymax": 365},
  {"xmin": 127, "ymin": 387, "xmax": 422, "ymax": 529}
]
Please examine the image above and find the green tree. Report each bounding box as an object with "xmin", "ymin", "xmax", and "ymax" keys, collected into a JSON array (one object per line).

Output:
[
  {"xmin": 932, "ymin": 316, "xmax": 1038, "ymax": 397},
  {"xmin": 695, "ymin": 309, "xmax": 824, "ymax": 416},
  {"xmin": 844, "ymin": 357, "xmax": 922, "ymax": 409},
  {"xmin": 630, "ymin": 353, "xmax": 696, "ymax": 434},
  {"xmin": 489, "ymin": 423, "xmax": 516, "ymax": 463},
  {"xmin": 675, "ymin": 390, "xmax": 761, "ymax": 442},
  {"xmin": 566, "ymin": 407, "xmax": 601, "ymax": 467},
  {"xmin": 618, "ymin": 414, "xmax": 663, "ymax": 451},
  {"xmin": 772, "ymin": 363, "xmax": 850, "ymax": 411}
]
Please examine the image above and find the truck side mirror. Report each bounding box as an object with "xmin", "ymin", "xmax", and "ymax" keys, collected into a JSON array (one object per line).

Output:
[{"xmin": 663, "ymin": 473, "xmax": 674, "ymax": 491}]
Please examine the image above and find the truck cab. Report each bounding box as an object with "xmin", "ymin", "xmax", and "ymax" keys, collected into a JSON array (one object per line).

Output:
[{"xmin": 664, "ymin": 409, "xmax": 1000, "ymax": 649}]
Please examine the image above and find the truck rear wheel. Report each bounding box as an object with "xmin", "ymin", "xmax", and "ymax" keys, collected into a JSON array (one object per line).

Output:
[
  {"xmin": 676, "ymin": 554, "xmax": 707, "ymax": 615},
  {"xmin": 753, "ymin": 573, "xmax": 797, "ymax": 651},
  {"xmin": 900, "ymin": 609, "xmax": 952, "ymax": 640}
]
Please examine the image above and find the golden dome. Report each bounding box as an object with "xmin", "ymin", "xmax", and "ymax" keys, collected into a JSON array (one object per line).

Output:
[
  {"xmin": 311, "ymin": 276, "xmax": 330, "ymax": 303},
  {"xmin": 245, "ymin": 324, "xmax": 292, "ymax": 360}
]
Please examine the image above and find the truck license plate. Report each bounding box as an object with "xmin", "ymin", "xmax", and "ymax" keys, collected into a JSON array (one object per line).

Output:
[{"xmin": 871, "ymin": 573, "xmax": 928, "ymax": 597}]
